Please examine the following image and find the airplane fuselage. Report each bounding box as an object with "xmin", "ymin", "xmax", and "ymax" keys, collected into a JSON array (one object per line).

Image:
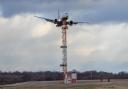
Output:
[{"xmin": 56, "ymin": 16, "xmax": 68, "ymax": 29}]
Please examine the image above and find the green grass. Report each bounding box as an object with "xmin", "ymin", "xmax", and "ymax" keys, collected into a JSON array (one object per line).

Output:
[
  {"xmin": 0, "ymin": 84, "xmax": 96, "ymax": 89},
  {"xmin": 1, "ymin": 80, "xmax": 128, "ymax": 89},
  {"xmin": 44, "ymin": 84, "xmax": 95, "ymax": 89}
]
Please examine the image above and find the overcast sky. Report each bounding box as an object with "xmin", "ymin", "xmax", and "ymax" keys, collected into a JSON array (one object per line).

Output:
[{"xmin": 0, "ymin": 0, "xmax": 128, "ymax": 72}]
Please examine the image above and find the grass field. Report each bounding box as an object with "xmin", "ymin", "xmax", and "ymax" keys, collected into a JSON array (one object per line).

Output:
[{"xmin": 0, "ymin": 79, "xmax": 128, "ymax": 89}]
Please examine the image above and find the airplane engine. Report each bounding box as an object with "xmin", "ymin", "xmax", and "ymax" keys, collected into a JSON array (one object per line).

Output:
[
  {"xmin": 54, "ymin": 19, "xmax": 58, "ymax": 23},
  {"xmin": 69, "ymin": 21, "xmax": 73, "ymax": 26}
]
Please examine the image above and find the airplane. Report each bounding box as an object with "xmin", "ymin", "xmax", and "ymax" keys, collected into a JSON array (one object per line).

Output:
[{"xmin": 34, "ymin": 10, "xmax": 88, "ymax": 29}]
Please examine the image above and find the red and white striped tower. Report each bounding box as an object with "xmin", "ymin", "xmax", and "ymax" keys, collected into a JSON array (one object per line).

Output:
[{"xmin": 60, "ymin": 20, "xmax": 69, "ymax": 84}]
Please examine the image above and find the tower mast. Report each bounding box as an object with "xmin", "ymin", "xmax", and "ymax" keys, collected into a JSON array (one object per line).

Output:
[{"xmin": 60, "ymin": 24, "xmax": 68, "ymax": 84}]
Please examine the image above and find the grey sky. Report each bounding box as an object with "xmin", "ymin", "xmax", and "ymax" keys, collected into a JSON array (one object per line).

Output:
[
  {"xmin": 1, "ymin": 0, "xmax": 128, "ymax": 23},
  {"xmin": 0, "ymin": 0, "xmax": 128, "ymax": 72}
]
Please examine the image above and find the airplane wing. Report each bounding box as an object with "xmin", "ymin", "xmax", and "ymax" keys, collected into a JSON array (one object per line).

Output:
[
  {"xmin": 34, "ymin": 16, "xmax": 55, "ymax": 23},
  {"xmin": 68, "ymin": 21, "xmax": 89, "ymax": 25},
  {"xmin": 72, "ymin": 21, "xmax": 89, "ymax": 24}
]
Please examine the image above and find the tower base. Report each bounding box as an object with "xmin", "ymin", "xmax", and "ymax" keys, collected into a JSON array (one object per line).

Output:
[{"xmin": 64, "ymin": 72, "xmax": 77, "ymax": 84}]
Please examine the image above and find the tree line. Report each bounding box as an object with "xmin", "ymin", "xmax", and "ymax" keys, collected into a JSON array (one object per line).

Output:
[{"xmin": 0, "ymin": 70, "xmax": 128, "ymax": 85}]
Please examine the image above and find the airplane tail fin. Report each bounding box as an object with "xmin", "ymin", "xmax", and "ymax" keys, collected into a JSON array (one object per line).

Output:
[{"xmin": 58, "ymin": 9, "xmax": 60, "ymax": 20}]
